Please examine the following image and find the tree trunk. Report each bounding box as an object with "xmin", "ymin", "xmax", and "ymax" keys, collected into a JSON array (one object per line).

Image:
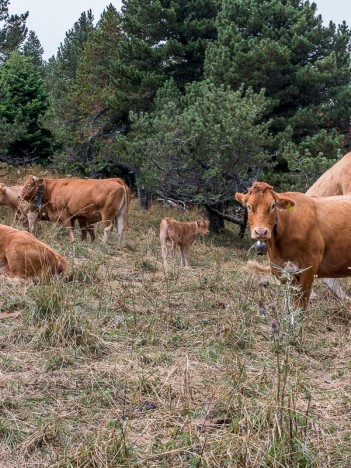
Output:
[
  {"xmin": 205, "ymin": 203, "xmax": 225, "ymax": 234},
  {"xmin": 137, "ymin": 185, "xmax": 152, "ymax": 210},
  {"xmin": 239, "ymin": 208, "xmax": 248, "ymax": 238}
]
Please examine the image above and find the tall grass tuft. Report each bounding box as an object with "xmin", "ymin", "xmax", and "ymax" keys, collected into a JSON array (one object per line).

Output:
[{"xmin": 26, "ymin": 281, "xmax": 105, "ymax": 355}]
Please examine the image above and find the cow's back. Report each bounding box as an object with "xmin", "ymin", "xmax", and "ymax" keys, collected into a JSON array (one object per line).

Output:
[
  {"xmin": 306, "ymin": 152, "xmax": 351, "ymax": 196},
  {"xmin": 167, "ymin": 219, "xmax": 196, "ymax": 245}
]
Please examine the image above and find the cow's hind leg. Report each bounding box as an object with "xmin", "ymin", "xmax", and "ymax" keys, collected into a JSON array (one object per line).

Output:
[
  {"xmin": 324, "ymin": 278, "xmax": 350, "ymax": 301},
  {"xmin": 115, "ymin": 203, "xmax": 127, "ymax": 247},
  {"xmin": 102, "ymin": 219, "xmax": 113, "ymax": 244},
  {"xmin": 160, "ymin": 228, "xmax": 169, "ymax": 268}
]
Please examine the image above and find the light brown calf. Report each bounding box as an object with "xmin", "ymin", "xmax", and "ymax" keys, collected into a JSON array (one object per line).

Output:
[
  {"xmin": 160, "ymin": 217, "xmax": 209, "ymax": 267},
  {"xmin": 0, "ymin": 224, "xmax": 67, "ymax": 282}
]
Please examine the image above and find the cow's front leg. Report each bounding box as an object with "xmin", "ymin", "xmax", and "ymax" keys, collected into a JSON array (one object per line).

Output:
[
  {"xmin": 297, "ymin": 268, "xmax": 316, "ymax": 309},
  {"xmin": 27, "ymin": 210, "xmax": 39, "ymax": 233},
  {"xmin": 170, "ymin": 240, "xmax": 177, "ymax": 258},
  {"xmin": 61, "ymin": 215, "xmax": 75, "ymax": 242}
]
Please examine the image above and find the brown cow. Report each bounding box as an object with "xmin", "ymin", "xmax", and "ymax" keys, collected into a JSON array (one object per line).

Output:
[
  {"xmin": 76, "ymin": 178, "xmax": 131, "ymax": 242},
  {"xmin": 0, "ymin": 183, "xmax": 96, "ymax": 241},
  {"xmin": 19, "ymin": 176, "xmax": 129, "ymax": 244},
  {"xmin": 306, "ymin": 152, "xmax": 351, "ymax": 300},
  {"xmin": 160, "ymin": 217, "xmax": 209, "ymax": 268},
  {"xmin": 0, "ymin": 224, "xmax": 67, "ymax": 282},
  {"xmin": 235, "ymin": 181, "xmax": 351, "ymax": 309},
  {"xmin": 0, "ymin": 183, "xmax": 31, "ymax": 229},
  {"xmin": 306, "ymin": 152, "xmax": 351, "ymax": 197}
]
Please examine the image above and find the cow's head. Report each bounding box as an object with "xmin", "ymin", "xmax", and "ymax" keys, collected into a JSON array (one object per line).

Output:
[
  {"xmin": 196, "ymin": 219, "xmax": 210, "ymax": 236},
  {"xmin": 235, "ymin": 182, "xmax": 295, "ymax": 240},
  {"xmin": 19, "ymin": 175, "xmax": 44, "ymax": 202}
]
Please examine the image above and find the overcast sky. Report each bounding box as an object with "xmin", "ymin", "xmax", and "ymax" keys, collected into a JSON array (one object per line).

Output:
[{"xmin": 7, "ymin": 0, "xmax": 351, "ymax": 60}]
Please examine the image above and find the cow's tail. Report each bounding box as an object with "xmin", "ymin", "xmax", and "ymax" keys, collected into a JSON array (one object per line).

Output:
[
  {"xmin": 247, "ymin": 260, "xmax": 271, "ymax": 273},
  {"xmin": 122, "ymin": 185, "xmax": 130, "ymax": 231}
]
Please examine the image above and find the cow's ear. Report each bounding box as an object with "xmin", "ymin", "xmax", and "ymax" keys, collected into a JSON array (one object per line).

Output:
[
  {"xmin": 277, "ymin": 197, "xmax": 295, "ymax": 211},
  {"xmin": 235, "ymin": 192, "xmax": 247, "ymax": 206},
  {"xmin": 37, "ymin": 178, "xmax": 44, "ymax": 185},
  {"xmin": 0, "ymin": 184, "xmax": 5, "ymax": 192}
]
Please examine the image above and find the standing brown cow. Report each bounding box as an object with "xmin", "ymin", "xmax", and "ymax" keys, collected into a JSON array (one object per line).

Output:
[
  {"xmin": 20, "ymin": 176, "xmax": 130, "ymax": 245},
  {"xmin": 235, "ymin": 181, "xmax": 351, "ymax": 309},
  {"xmin": 19, "ymin": 176, "xmax": 129, "ymax": 244},
  {"xmin": 160, "ymin": 217, "xmax": 209, "ymax": 268},
  {"xmin": 306, "ymin": 152, "xmax": 351, "ymax": 300}
]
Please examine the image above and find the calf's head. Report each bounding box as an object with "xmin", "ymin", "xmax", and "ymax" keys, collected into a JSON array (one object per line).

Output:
[
  {"xmin": 196, "ymin": 220, "xmax": 209, "ymax": 236},
  {"xmin": 235, "ymin": 182, "xmax": 295, "ymax": 240},
  {"xmin": 19, "ymin": 176, "xmax": 43, "ymax": 202}
]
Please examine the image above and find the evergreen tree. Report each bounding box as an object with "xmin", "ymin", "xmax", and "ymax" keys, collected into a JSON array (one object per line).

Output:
[
  {"xmin": 121, "ymin": 0, "xmax": 221, "ymax": 89},
  {"xmin": 120, "ymin": 79, "xmax": 271, "ymax": 228},
  {"xmin": 205, "ymin": 0, "xmax": 351, "ymax": 189},
  {"xmin": 44, "ymin": 11, "xmax": 95, "ymax": 159},
  {"xmin": 23, "ymin": 30, "xmax": 44, "ymax": 67},
  {"xmin": 0, "ymin": 52, "xmax": 52, "ymax": 163},
  {"xmin": 0, "ymin": 0, "xmax": 28, "ymax": 62},
  {"xmin": 60, "ymin": 5, "xmax": 127, "ymax": 174}
]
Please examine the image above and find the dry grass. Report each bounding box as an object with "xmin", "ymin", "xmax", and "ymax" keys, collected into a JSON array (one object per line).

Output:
[{"xmin": 0, "ymin": 166, "xmax": 350, "ymax": 467}]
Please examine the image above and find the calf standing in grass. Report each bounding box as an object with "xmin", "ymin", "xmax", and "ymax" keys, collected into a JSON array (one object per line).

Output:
[
  {"xmin": 0, "ymin": 224, "xmax": 67, "ymax": 282},
  {"xmin": 160, "ymin": 217, "xmax": 209, "ymax": 268}
]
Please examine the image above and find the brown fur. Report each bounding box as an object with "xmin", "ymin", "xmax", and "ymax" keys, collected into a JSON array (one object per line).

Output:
[
  {"xmin": 306, "ymin": 152, "xmax": 351, "ymax": 196},
  {"xmin": 160, "ymin": 217, "xmax": 209, "ymax": 268},
  {"xmin": 20, "ymin": 176, "xmax": 129, "ymax": 244},
  {"xmin": 0, "ymin": 224, "xmax": 67, "ymax": 282},
  {"xmin": 306, "ymin": 152, "xmax": 351, "ymax": 300},
  {"xmin": 236, "ymin": 181, "xmax": 351, "ymax": 308}
]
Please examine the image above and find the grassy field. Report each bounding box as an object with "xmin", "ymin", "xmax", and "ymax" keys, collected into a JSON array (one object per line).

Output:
[{"xmin": 0, "ymin": 166, "xmax": 350, "ymax": 467}]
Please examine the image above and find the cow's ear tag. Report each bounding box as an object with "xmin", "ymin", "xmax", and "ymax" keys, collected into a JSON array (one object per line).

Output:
[{"xmin": 286, "ymin": 204, "xmax": 294, "ymax": 212}]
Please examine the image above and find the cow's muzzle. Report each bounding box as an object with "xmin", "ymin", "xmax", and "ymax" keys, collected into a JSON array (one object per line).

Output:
[{"xmin": 252, "ymin": 227, "xmax": 271, "ymax": 240}]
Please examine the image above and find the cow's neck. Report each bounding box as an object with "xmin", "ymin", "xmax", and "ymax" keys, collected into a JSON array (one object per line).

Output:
[{"xmin": 34, "ymin": 183, "xmax": 44, "ymax": 208}]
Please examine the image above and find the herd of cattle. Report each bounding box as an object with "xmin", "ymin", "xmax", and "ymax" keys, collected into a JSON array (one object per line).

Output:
[
  {"xmin": 1, "ymin": 152, "xmax": 351, "ymax": 309},
  {"xmin": 0, "ymin": 174, "xmax": 209, "ymax": 283}
]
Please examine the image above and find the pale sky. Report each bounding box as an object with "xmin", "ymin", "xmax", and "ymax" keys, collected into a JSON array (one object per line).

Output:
[{"xmin": 7, "ymin": 0, "xmax": 351, "ymax": 61}]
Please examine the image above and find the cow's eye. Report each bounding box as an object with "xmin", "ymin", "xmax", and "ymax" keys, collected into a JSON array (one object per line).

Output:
[
  {"xmin": 271, "ymin": 202, "xmax": 276, "ymax": 210},
  {"xmin": 247, "ymin": 205, "xmax": 253, "ymax": 212}
]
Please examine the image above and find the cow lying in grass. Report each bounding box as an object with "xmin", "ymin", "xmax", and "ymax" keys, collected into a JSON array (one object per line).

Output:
[
  {"xmin": 0, "ymin": 224, "xmax": 67, "ymax": 282},
  {"xmin": 160, "ymin": 217, "xmax": 209, "ymax": 268},
  {"xmin": 235, "ymin": 181, "xmax": 351, "ymax": 309}
]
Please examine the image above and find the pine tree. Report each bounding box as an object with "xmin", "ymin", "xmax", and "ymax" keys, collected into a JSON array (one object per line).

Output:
[
  {"xmin": 0, "ymin": 0, "xmax": 28, "ymax": 62},
  {"xmin": 205, "ymin": 0, "xmax": 351, "ymax": 189},
  {"xmin": 23, "ymin": 30, "xmax": 44, "ymax": 67},
  {"xmin": 123, "ymin": 78, "xmax": 271, "ymax": 228},
  {"xmin": 122, "ymin": 0, "xmax": 221, "ymax": 89},
  {"xmin": 0, "ymin": 52, "xmax": 52, "ymax": 163},
  {"xmin": 68, "ymin": 5, "xmax": 127, "ymax": 174},
  {"xmin": 44, "ymin": 11, "xmax": 95, "ymax": 160}
]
